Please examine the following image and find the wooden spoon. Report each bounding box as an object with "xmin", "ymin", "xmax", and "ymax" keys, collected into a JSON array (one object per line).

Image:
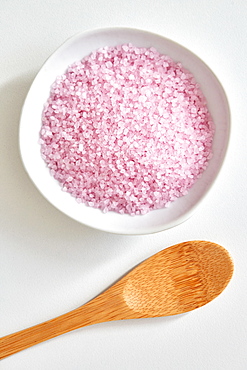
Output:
[{"xmin": 0, "ymin": 241, "xmax": 233, "ymax": 359}]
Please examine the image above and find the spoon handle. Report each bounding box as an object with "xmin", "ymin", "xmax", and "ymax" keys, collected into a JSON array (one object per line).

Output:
[
  {"xmin": 0, "ymin": 289, "xmax": 127, "ymax": 360},
  {"xmin": 0, "ymin": 304, "xmax": 92, "ymax": 360}
]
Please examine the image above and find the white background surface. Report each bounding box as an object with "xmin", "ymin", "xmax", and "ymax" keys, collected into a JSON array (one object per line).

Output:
[{"xmin": 1, "ymin": 1, "xmax": 247, "ymax": 369}]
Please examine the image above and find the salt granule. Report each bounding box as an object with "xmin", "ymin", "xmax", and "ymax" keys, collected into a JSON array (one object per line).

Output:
[{"xmin": 40, "ymin": 44, "xmax": 214, "ymax": 215}]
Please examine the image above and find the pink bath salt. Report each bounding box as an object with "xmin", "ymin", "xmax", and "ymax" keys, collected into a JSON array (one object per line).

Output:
[{"xmin": 40, "ymin": 44, "xmax": 214, "ymax": 215}]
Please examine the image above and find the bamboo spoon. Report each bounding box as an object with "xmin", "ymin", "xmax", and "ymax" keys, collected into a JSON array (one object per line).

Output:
[{"xmin": 0, "ymin": 241, "xmax": 233, "ymax": 360}]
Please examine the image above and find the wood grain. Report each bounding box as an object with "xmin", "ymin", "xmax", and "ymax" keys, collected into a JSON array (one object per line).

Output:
[{"xmin": 0, "ymin": 241, "xmax": 233, "ymax": 360}]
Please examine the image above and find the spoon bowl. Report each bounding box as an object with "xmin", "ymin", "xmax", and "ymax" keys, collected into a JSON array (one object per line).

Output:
[{"xmin": 0, "ymin": 241, "xmax": 233, "ymax": 359}]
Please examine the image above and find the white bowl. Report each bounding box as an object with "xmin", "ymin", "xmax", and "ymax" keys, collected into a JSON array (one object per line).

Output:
[{"xmin": 19, "ymin": 27, "xmax": 230, "ymax": 235}]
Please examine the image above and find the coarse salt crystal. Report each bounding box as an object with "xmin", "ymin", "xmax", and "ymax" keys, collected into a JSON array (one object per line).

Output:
[{"xmin": 40, "ymin": 44, "xmax": 214, "ymax": 216}]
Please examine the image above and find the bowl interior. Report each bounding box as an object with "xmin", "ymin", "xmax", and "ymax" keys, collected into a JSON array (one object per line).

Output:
[{"xmin": 19, "ymin": 27, "xmax": 230, "ymax": 234}]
